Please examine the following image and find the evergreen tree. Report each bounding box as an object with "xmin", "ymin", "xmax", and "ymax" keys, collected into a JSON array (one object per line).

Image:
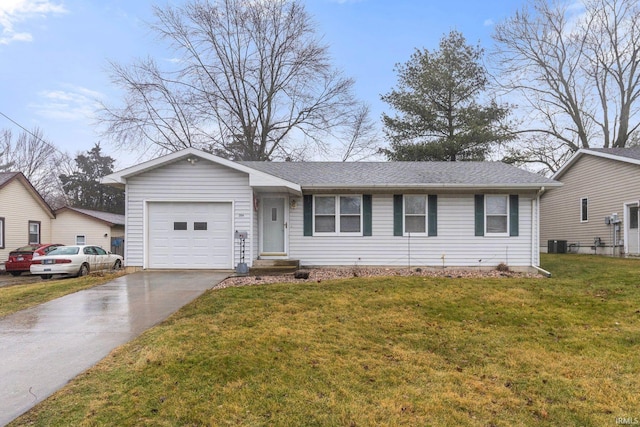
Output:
[
  {"xmin": 381, "ymin": 31, "xmax": 512, "ymax": 161},
  {"xmin": 59, "ymin": 144, "xmax": 124, "ymax": 214}
]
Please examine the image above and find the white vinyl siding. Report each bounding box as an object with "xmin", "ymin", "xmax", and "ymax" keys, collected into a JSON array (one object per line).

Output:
[
  {"xmin": 125, "ymin": 159, "xmax": 253, "ymax": 269},
  {"xmin": 51, "ymin": 210, "xmax": 113, "ymax": 247},
  {"xmin": 291, "ymin": 193, "xmax": 535, "ymax": 268},
  {"xmin": 0, "ymin": 179, "xmax": 53, "ymax": 265}
]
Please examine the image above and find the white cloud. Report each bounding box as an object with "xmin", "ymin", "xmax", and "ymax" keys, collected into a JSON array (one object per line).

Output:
[
  {"xmin": 31, "ymin": 84, "xmax": 103, "ymax": 121},
  {"xmin": 0, "ymin": 0, "xmax": 67, "ymax": 45},
  {"xmin": 484, "ymin": 19, "xmax": 494, "ymax": 27}
]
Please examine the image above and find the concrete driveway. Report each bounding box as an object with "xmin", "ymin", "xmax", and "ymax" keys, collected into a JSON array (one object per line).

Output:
[{"xmin": 0, "ymin": 270, "xmax": 229, "ymax": 426}]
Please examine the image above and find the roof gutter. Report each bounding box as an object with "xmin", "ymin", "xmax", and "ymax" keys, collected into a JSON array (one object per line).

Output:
[{"xmin": 300, "ymin": 183, "xmax": 561, "ymax": 191}]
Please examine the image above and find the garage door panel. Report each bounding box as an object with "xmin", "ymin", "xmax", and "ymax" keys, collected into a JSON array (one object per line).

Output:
[{"xmin": 148, "ymin": 202, "xmax": 232, "ymax": 269}]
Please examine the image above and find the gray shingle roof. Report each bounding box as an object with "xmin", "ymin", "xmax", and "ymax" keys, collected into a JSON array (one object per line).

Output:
[
  {"xmin": 0, "ymin": 172, "xmax": 19, "ymax": 188},
  {"xmin": 239, "ymin": 161, "xmax": 558, "ymax": 188},
  {"xmin": 587, "ymin": 147, "xmax": 640, "ymax": 161},
  {"xmin": 61, "ymin": 207, "xmax": 125, "ymax": 226}
]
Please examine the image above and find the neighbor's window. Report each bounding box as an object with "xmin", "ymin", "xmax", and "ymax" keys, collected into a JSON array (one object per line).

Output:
[
  {"xmin": 404, "ymin": 195, "xmax": 427, "ymax": 234},
  {"xmin": 630, "ymin": 206, "xmax": 639, "ymax": 230},
  {"xmin": 581, "ymin": 198, "xmax": 588, "ymax": 222},
  {"xmin": 76, "ymin": 235, "xmax": 86, "ymax": 245},
  {"xmin": 0, "ymin": 217, "xmax": 4, "ymax": 249},
  {"xmin": 485, "ymin": 195, "xmax": 509, "ymax": 235},
  {"xmin": 28, "ymin": 221, "xmax": 41, "ymax": 245},
  {"xmin": 314, "ymin": 195, "xmax": 362, "ymax": 234}
]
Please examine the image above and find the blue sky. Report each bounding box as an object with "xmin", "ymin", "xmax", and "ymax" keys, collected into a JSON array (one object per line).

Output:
[{"xmin": 0, "ymin": 0, "xmax": 522, "ymax": 167}]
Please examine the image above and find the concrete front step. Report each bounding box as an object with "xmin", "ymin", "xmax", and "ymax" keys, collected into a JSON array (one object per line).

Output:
[
  {"xmin": 250, "ymin": 259, "xmax": 300, "ymax": 276},
  {"xmin": 252, "ymin": 259, "xmax": 300, "ymax": 267}
]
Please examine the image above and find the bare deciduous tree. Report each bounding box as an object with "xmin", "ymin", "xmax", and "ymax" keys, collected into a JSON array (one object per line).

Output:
[
  {"xmin": 0, "ymin": 128, "xmax": 67, "ymax": 206},
  {"xmin": 99, "ymin": 0, "xmax": 366, "ymax": 161},
  {"xmin": 493, "ymin": 0, "xmax": 640, "ymax": 172}
]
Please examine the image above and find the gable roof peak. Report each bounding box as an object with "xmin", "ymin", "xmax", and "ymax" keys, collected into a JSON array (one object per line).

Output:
[{"xmin": 554, "ymin": 147, "xmax": 640, "ymax": 179}]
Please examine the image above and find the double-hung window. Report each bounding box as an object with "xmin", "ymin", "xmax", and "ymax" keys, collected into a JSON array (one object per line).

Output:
[
  {"xmin": 404, "ymin": 195, "xmax": 427, "ymax": 234},
  {"xmin": 28, "ymin": 221, "xmax": 41, "ymax": 245},
  {"xmin": 485, "ymin": 195, "xmax": 509, "ymax": 236},
  {"xmin": 0, "ymin": 217, "xmax": 4, "ymax": 249},
  {"xmin": 314, "ymin": 195, "xmax": 362, "ymax": 235}
]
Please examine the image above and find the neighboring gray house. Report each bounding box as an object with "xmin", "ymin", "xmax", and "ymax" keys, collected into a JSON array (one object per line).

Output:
[
  {"xmin": 102, "ymin": 148, "xmax": 560, "ymax": 272},
  {"xmin": 540, "ymin": 148, "xmax": 640, "ymax": 256}
]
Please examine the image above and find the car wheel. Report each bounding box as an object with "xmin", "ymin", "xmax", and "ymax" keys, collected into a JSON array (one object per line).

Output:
[
  {"xmin": 78, "ymin": 263, "xmax": 90, "ymax": 277},
  {"xmin": 112, "ymin": 259, "xmax": 122, "ymax": 270},
  {"xmin": 10, "ymin": 271, "xmax": 22, "ymax": 277},
  {"xmin": 40, "ymin": 274, "xmax": 52, "ymax": 280}
]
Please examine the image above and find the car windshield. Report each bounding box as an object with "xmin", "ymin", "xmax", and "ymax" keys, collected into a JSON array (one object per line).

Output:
[{"xmin": 48, "ymin": 247, "xmax": 80, "ymax": 256}]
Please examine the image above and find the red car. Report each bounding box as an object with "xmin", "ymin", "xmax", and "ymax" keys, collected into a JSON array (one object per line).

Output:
[{"xmin": 4, "ymin": 244, "xmax": 64, "ymax": 276}]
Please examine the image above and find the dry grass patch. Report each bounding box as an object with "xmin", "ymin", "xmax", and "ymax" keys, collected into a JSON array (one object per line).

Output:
[{"xmin": 10, "ymin": 254, "xmax": 640, "ymax": 426}]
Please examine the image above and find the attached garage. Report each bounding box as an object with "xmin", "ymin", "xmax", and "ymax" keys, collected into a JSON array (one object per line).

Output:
[{"xmin": 147, "ymin": 202, "xmax": 233, "ymax": 269}]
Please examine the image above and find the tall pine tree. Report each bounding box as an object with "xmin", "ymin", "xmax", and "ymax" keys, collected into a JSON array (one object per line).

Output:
[
  {"xmin": 59, "ymin": 144, "xmax": 124, "ymax": 214},
  {"xmin": 381, "ymin": 31, "xmax": 512, "ymax": 161}
]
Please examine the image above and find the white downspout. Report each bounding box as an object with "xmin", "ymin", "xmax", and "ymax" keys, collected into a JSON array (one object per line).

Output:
[{"xmin": 533, "ymin": 187, "xmax": 546, "ymax": 270}]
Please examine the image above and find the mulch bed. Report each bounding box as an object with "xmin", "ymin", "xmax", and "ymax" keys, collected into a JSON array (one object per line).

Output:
[{"xmin": 215, "ymin": 266, "xmax": 542, "ymax": 289}]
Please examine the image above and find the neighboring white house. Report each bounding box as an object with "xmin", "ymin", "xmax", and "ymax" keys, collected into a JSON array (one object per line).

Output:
[
  {"xmin": 0, "ymin": 172, "xmax": 55, "ymax": 269},
  {"xmin": 540, "ymin": 147, "xmax": 640, "ymax": 256},
  {"xmin": 102, "ymin": 148, "xmax": 560, "ymax": 272},
  {"xmin": 53, "ymin": 207, "xmax": 125, "ymax": 256},
  {"xmin": 1, "ymin": 172, "xmax": 126, "ymax": 270}
]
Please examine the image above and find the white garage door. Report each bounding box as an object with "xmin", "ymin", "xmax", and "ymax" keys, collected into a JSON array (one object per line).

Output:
[{"xmin": 148, "ymin": 202, "xmax": 232, "ymax": 269}]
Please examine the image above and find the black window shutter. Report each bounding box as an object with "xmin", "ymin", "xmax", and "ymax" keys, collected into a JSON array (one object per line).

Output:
[
  {"xmin": 393, "ymin": 195, "xmax": 403, "ymax": 236},
  {"xmin": 363, "ymin": 194, "xmax": 372, "ymax": 236},
  {"xmin": 428, "ymin": 195, "xmax": 437, "ymax": 236},
  {"xmin": 303, "ymin": 195, "xmax": 313, "ymax": 236},
  {"xmin": 474, "ymin": 194, "xmax": 485, "ymax": 236},
  {"xmin": 509, "ymin": 194, "xmax": 519, "ymax": 236}
]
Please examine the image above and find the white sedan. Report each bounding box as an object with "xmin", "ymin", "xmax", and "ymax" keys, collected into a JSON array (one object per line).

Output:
[{"xmin": 30, "ymin": 245, "xmax": 124, "ymax": 279}]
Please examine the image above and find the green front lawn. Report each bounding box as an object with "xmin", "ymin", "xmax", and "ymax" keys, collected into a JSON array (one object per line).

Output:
[{"xmin": 10, "ymin": 254, "xmax": 640, "ymax": 426}]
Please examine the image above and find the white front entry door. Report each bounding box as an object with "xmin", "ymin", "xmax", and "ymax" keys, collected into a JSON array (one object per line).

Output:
[
  {"xmin": 627, "ymin": 204, "xmax": 639, "ymax": 255},
  {"xmin": 262, "ymin": 197, "xmax": 286, "ymax": 254}
]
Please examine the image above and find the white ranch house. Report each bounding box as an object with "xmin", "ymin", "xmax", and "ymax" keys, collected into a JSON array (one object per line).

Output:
[{"xmin": 102, "ymin": 148, "xmax": 560, "ymax": 273}]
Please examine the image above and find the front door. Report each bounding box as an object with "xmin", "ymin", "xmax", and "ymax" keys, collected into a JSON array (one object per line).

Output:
[
  {"xmin": 627, "ymin": 204, "xmax": 639, "ymax": 255},
  {"xmin": 262, "ymin": 197, "xmax": 286, "ymax": 254}
]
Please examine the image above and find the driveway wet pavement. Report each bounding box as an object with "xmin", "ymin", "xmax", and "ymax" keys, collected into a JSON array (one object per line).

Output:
[{"xmin": 0, "ymin": 270, "xmax": 229, "ymax": 426}]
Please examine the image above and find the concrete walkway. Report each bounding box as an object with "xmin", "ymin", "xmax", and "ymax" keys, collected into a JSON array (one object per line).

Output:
[{"xmin": 0, "ymin": 270, "xmax": 229, "ymax": 426}]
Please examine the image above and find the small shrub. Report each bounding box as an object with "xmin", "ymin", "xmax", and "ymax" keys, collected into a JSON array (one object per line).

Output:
[{"xmin": 496, "ymin": 262, "xmax": 510, "ymax": 272}]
